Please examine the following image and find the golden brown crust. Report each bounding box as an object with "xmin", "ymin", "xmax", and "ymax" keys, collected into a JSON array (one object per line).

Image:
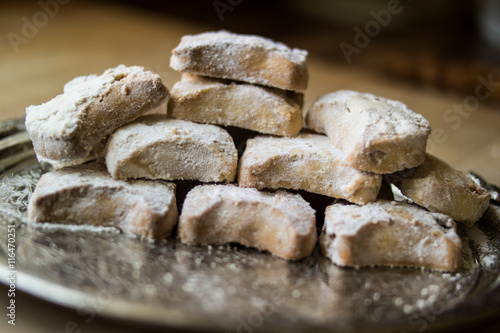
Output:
[
  {"xmin": 306, "ymin": 90, "xmax": 431, "ymax": 173},
  {"xmin": 238, "ymin": 133, "xmax": 382, "ymax": 204},
  {"xmin": 105, "ymin": 115, "xmax": 238, "ymax": 183},
  {"xmin": 319, "ymin": 201, "xmax": 462, "ymax": 272},
  {"xmin": 170, "ymin": 30, "xmax": 308, "ymax": 91},
  {"xmin": 168, "ymin": 74, "xmax": 303, "ymax": 136},
  {"xmin": 25, "ymin": 65, "xmax": 169, "ymax": 167},
  {"xmin": 27, "ymin": 163, "xmax": 178, "ymax": 240},
  {"xmin": 178, "ymin": 184, "xmax": 317, "ymax": 260},
  {"xmin": 390, "ymin": 154, "xmax": 490, "ymax": 226}
]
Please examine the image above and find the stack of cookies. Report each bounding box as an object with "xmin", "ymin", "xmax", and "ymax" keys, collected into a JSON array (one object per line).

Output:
[
  {"xmin": 303, "ymin": 90, "xmax": 490, "ymax": 271},
  {"xmin": 25, "ymin": 31, "xmax": 491, "ymax": 271},
  {"xmin": 25, "ymin": 65, "xmax": 180, "ymax": 239},
  {"xmin": 25, "ymin": 31, "xmax": 317, "ymax": 261},
  {"xmin": 167, "ymin": 30, "xmax": 308, "ymax": 137}
]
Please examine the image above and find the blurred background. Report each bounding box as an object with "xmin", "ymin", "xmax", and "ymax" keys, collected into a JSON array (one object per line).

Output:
[{"xmin": 1, "ymin": 1, "xmax": 500, "ymax": 332}]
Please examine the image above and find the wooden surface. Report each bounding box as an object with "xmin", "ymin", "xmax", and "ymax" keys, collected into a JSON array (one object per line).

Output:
[{"xmin": 0, "ymin": 1, "xmax": 499, "ymax": 333}]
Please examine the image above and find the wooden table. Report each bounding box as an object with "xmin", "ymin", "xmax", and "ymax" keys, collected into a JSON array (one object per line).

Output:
[{"xmin": 1, "ymin": 2, "xmax": 499, "ymax": 333}]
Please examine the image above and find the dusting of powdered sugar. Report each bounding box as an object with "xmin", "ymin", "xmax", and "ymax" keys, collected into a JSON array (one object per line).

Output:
[
  {"xmin": 26, "ymin": 65, "xmax": 147, "ymax": 139},
  {"xmin": 183, "ymin": 184, "xmax": 315, "ymax": 235},
  {"xmin": 28, "ymin": 222, "xmax": 121, "ymax": 235},
  {"xmin": 466, "ymin": 223, "xmax": 497, "ymax": 268},
  {"xmin": 311, "ymin": 90, "xmax": 430, "ymax": 137},
  {"xmin": 176, "ymin": 30, "xmax": 308, "ymax": 64}
]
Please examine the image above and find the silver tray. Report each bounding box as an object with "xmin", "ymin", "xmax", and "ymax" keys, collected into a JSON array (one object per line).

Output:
[{"xmin": 1, "ymin": 118, "xmax": 499, "ymax": 332}]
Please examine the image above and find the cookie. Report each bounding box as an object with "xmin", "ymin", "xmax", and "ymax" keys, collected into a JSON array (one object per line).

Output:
[
  {"xmin": 306, "ymin": 90, "xmax": 431, "ymax": 173},
  {"xmin": 238, "ymin": 133, "xmax": 382, "ymax": 204},
  {"xmin": 105, "ymin": 115, "xmax": 238, "ymax": 183},
  {"xmin": 170, "ymin": 30, "xmax": 308, "ymax": 91},
  {"xmin": 178, "ymin": 184, "xmax": 316, "ymax": 260},
  {"xmin": 168, "ymin": 74, "xmax": 303, "ymax": 136},
  {"xmin": 27, "ymin": 163, "xmax": 178, "ymax": 239},
  {"xmin": 319, "ymin": 201, "xmax": 462, "ymax": 272},
  {"xmin": 25, "ymin": 65, "xmax": 169, "ymax": 167},
  {"xmin": 390, "ymin": 154, "xmax": 490, "ymax": 226}
]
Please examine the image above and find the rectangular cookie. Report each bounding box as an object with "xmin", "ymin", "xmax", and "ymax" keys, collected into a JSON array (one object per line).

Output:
[
  {"xmin": 238, "ymin": 133, "xmax": 382, "ymax": 204},
  {"xmin": 170, "ymin": 30, "xmax": 308, "ymax": 91},
  {"xmin": 178, "ymin": 184, "xmax": 316, "ymax": 260},
  {"xmin": 389, "ymin": 153, "xmax": 490, "ymax": 226},
  {"xmin": 25, "ymin": 65, "xmax": 169, "ymax": 167},
  {"xmin": 105, "ymin": 115, "xmax": 238, "ymax": 183},
  {"xmin": 27, "ymin": 163, "xmax": 178, "ymax": 240},
  {"xmin": 168, "ymin": 74, "xmax": 303, "ymax": 136},
  {"xmin": 319, "ymin": 201, "xmax": 462, "ymax": 272},
  {"xmin": 306, "ymin": 90, "xmax": 431, "ymax": 173}
]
